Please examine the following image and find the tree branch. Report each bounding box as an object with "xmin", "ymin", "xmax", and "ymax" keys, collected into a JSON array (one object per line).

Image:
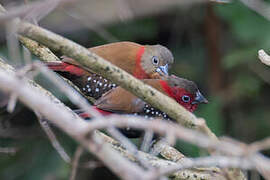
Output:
[
  {"xmin": 19, "ymin": 36, "xmax": 60, "ymax": 62},
  {"xmin": 0, "ymin": 58, "xmax": 147, "ymax": 180},
  {"xmin": 0, "ymin": 58, "xmax": 252, "ymax": 180},
  {"xmin": 97, "ymin": 132, "xmax": 227, "ymax": 180}
]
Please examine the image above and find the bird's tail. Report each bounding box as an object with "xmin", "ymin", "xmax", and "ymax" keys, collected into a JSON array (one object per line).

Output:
[
  {"xmin": 46, "ymin": 61, "xmax": 86, "ymax": 76},
  {"xmin": 74, "ymin": 106, "xmax": 112, "ymax": 119}
]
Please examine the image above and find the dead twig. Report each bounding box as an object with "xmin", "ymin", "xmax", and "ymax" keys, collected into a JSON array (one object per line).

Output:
[
  {"xmin": 258, "ymin": 49, "xmax": 270, "ymax": 66},
  {"xmin": 0, "ymin": 59, "xmax": 147, "ymax": 180},
  {"xmin": 70, "ymin": 146, "xmax": 84, "ymax": 180},
  {"xmin": 0, "ymin": 147, "xmax": 17, "ymax": 155},
  {"xmin": 36, "ymin": 112, "xmax": 71, "ymax": 163}
]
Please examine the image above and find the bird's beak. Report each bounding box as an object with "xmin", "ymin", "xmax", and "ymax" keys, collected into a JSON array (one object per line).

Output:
[
  {"xmin": 192, "ymin": 90, "xmax": 208, "ymax": 104},
  {"xmin": 156, "ymin": 64, "xmax": 169, "ymax": 76}
]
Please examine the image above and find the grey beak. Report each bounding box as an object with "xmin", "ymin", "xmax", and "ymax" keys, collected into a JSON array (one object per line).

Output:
[
  {"xmin": 156, "ymin": 64, "xmax": 169, "ymax": 76},
  {"xmin": 192, "ymin": 90, "xmax": 208, "ymax": 104}
]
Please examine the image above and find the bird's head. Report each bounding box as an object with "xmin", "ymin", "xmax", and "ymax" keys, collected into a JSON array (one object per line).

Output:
[
  {"xmin": 138, "ymin": 45, "xmax": 174, "ymax": 79},
  {"xmin": 160, "ymin": 75, "xmax": 208, "ymax": 112}
]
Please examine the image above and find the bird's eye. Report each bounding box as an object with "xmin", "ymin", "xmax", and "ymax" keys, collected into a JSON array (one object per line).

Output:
[
  {"xmin": 152, "ymin": 56, "xmax": 159, "ymax": 65},
  {"xmin": 182, "ymin": 95, "xmax": 190, "ymax": 103}
]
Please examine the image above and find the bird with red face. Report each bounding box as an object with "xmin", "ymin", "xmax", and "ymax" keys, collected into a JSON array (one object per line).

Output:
[
  {"xmin": 79, "ymin": 75, "xmax": 208, "ymax": 137},
  {"xmin": 46, "ymin": 41, "xmax": 174, "ymax": 99}
]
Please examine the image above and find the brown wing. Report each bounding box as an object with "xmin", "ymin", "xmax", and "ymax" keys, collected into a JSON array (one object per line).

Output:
[
  {"xmin": 62, "ymin": 42, "xmax": 140, "ymax": 74},
  {"xmin": 94, "ymin": 79, "xmax": 165, "ymax": 113},
  {"xmin": 95, "ymin": 86, "xmax": 145, "ymax": 113}
]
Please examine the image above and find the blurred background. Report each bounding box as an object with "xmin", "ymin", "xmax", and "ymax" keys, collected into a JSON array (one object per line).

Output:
[{"xmin": 0, "ymin": 0, "xmax": 270, "ymax": 179}]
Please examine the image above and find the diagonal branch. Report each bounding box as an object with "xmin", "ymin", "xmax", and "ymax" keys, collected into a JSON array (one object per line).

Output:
[{"xmin": 0, "ymin": 58, "xmax": 147, "ymax": 180}]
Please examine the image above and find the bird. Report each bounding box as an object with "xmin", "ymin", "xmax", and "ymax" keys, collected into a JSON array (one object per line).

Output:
[
  {"xmin": 46, "ymin": 41, "xmax": 174, "ymax": 99},
  {"xmin": 78, "ymin": 75, "xmax": 208, "ymax": 137}
]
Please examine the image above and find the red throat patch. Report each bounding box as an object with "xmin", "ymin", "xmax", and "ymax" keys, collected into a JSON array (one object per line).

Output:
[
  {"xmin": 133, "ymin": 46, "xmax": 149, "ymax": 79},
  {"xmin": 159, "ymin": 80, "xmax": 174, "ymax": 98}
]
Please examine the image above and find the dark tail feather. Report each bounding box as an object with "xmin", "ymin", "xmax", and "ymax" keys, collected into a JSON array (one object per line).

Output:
[
  {"xmin": 46, "ymin": 61, "xmax": 86, "ymax": 76},
  {"xmin": 74, "ymin": 107, "xmax": 112, "ymax": 119},
  {"xmin": 73, "ymin": 109, "xmax": 90, "ymax": 119},
  {"xmin": 46, "ymin": 61, "xmax": 70, "ymax": 72},
  {"xmin": 74, "ymin": 108, "xmax": 144, "ymax": 138}
]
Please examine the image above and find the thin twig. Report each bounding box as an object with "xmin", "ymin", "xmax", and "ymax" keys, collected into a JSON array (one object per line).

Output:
[
  {"xmin": 140, "ymin": 130, "xmax": 154, "ymax": 152},
  {"xmin": 0, "ymin": 0, "xmax": 69, "ymax": 24},
  {"xmin": 22, "ymin": 45, "xmax": 32, "ymax": 64},
  {"xmin": 70, "ymin": 146, "xmax": 84, "ymax": 180},
  {"xmin": 36, "ymin": 112, "xmax": 71, "ymax": 163},
  {"xmin": 0, "ymin": 59, "xmax": 148, "ymax": 180},
  {"xmin": 248, "ymin": 137, "xmax": 270, "ymax": 153},
  {"xmin": 7, "ymin": 93, "xmax": 18, "ymax": 113},
  {"xmin": 6, "ymin": 18, "xmax": 21, "ymax": 66},
  {"xmin": 258, "ymin": 49, "xmax": 270, "ymax": 66},
  {"xmin": 0, "ymin": 147, "xmax": 17, "ymax": 155}
]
